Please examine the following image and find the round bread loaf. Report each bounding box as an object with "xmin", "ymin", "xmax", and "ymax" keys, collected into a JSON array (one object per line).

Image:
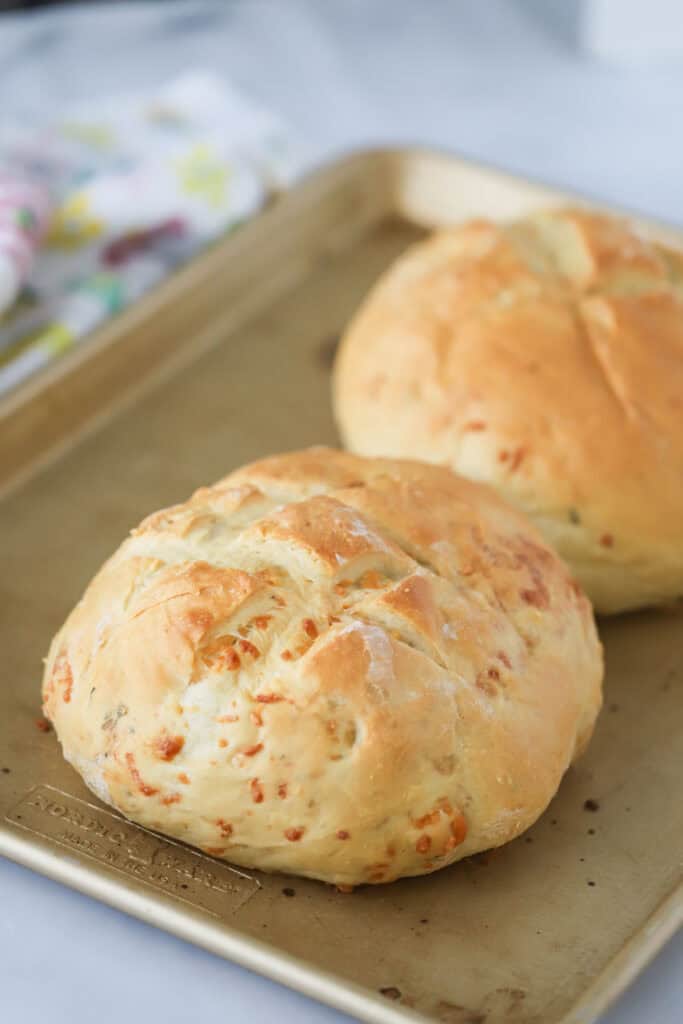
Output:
[
  {"xmin": 333, "ymin": 209, "xmax": 683, "ymax": 614},
  {"xmin": 43, "ymin": 448, "xmax": 602, "ymax": 886}
]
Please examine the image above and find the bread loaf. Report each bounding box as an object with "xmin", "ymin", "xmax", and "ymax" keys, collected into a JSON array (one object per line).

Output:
[
  {"xmin": 43, "ymin": 448, "xmax": 602, "ymax": 885},
  {"xmin": 333, "ymin": 209, "xmax": 683, "ymax": 614}
]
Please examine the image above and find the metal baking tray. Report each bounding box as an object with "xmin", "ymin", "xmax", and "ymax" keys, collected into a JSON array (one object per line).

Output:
[{"xmin": 0, "ymin": 149, "xmax": 681, "ymax": 1024}]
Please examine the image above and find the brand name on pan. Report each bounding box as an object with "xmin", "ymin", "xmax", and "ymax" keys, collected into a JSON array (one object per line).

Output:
[{"xmin": 7, "ymin": 784, "xmax": 260, "ymax": 915}]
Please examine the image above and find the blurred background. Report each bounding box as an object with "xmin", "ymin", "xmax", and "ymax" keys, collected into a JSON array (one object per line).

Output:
[
  {"xmin": 2, "ymin": 0, "xmax": 683, "ymax": 398},
  {"xmin": 2, "ymin": 0, "xmax": 683, "ymax": 209}
]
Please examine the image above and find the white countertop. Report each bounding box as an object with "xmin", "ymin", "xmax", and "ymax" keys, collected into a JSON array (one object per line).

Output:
[{"xmin": 1, "ymin": 2, "xmax": 681, "ymax": 1021}]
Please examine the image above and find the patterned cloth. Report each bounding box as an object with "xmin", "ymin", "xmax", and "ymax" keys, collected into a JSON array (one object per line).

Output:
[{"xmin": 0, "ymin": 72, "xmax": 301, "ymax": 395}]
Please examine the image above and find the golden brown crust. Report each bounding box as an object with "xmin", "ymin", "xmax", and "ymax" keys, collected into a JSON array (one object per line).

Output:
[
  {"xmin": 333, "ymin": 209, "xmax": 683, "ymax": 613},
  {"xmin": 43, "ymin": 448, "xmax": 602, "ymax": 885}
]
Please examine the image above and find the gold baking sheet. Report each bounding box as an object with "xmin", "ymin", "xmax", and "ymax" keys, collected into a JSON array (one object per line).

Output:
[{"xmin": 0, "ymin": 149, "xmax": 681, "ymax": 1024}]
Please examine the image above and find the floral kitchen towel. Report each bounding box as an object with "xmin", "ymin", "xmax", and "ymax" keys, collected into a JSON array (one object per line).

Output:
[{"xmin": 0, "ymin": 72, "xmax": 301, "ymax": 395}]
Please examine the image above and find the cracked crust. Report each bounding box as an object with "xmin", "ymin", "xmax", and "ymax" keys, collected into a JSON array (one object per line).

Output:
[
  {"xmin": 333, "ymin": 208, "xmax": 683, "ymax": 613},
  {"xmin": 43, "ymin": 448, "xmax": 602, "ymax": 885}
]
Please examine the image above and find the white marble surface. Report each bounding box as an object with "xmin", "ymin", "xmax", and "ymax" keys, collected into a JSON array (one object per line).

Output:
[{"xmin": 1, "ymin": 2, "xmax": 681, "ymax": 1021}]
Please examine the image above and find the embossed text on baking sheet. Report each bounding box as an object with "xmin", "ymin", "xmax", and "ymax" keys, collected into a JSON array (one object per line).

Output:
[{"xmin": 6, "ymin": 785, "xmax": 260, "ymax": 917}]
